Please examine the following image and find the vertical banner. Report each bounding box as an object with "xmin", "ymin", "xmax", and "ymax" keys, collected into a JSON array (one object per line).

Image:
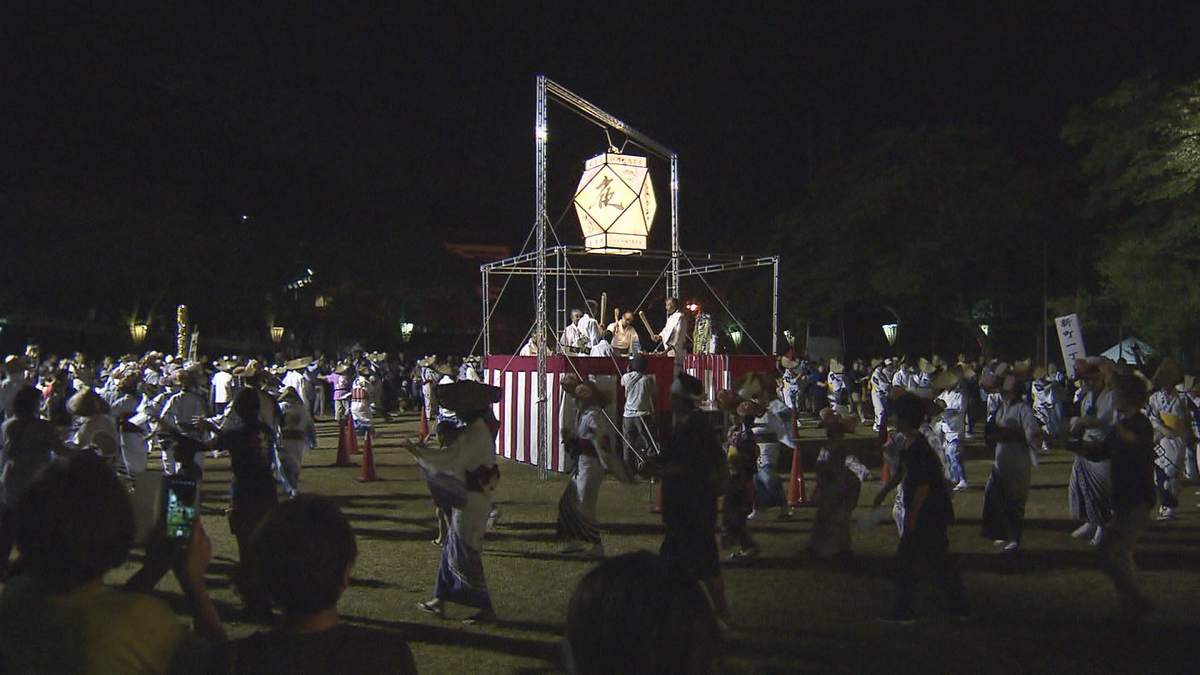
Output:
[{"xmin": 1055, "ymin": 314, "xmax": 1086, "ymax": 379}]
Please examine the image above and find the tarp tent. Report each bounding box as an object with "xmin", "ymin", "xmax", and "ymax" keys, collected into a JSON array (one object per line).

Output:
[{"xmin": 1101, "ymin": 336, "xmax": 1156, "ymax": 363}]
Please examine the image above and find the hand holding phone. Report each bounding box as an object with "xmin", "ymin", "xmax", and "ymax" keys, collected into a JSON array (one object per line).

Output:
[{"xmin": 164, "ymin": 475, "xmax": 198, "ymax": 544}]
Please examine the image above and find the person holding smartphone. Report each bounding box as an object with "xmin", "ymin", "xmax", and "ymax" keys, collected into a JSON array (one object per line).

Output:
[{"xmin": 0, "ymin": 452, "xmax": 226, "ymax": 673}]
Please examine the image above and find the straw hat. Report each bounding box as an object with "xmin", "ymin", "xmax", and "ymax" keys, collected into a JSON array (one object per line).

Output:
[
  {"xmin": 334, "ymin": 362, "xmax": 350, "ymax": 375},
  {"xmin": 285, "ymin": 356, "xmax": 314, "ymax": 371},
  {"xmin": 68, "ymin": 387, "xmax": 110, "ymax": 416},
  {"xmin": 1152, "ymin": 358, "xmax": 1184, "ymax": 391},
  {"xmin": 978, "ymin": 373, "xmax": 1003, "ymax": 394},
  {"xmin": 828, "ymin": 358, "xmax": 846, "ymax": 374},
  {"xmin": 560, "ymin": 373, "xmax": 582, "ymax": 394},
  {"xmin": 436, "ymin": 363, "xmax": 455, "ymax": 377},
  {"xmin": 930, "ymin": 368, "xmax": 961, "ymax": 391},
  {"xmin": 732, "ymin": 372, "xmax": 775, "ymax": 403},
  {"xmin": 716, "ymin": 388, "xmax": 764, "ymax": 417},
  {"xmin": 437, "ymin": 380, "xmax": 503, "ymax": 413},
  {"xmin": 277, "ymin": 386, "xmax": 302, "ymax": 402},
  {"xmin": 233, "ymin": 360, "xmax": 263, "ymax": 379},
  {"xmin": 818, "ymin": 407, "xmax": 860, "ymax": 434},
  {"xmin": 917, "ymin": 358, "xmax": 936, "ymax": 375},
  {"xmin": 3, "ymin": 355, "xmax": 27, "ymax": 373},
  {"xmin": 418, "ymin": 355, "xmax": 437, "ymax": 367},
  {"xmin": 779, "ymin": 356, "xmax": 800, "ymax": 370},
  {"xmin": 571, "ymin": 379, "xmax": 610, "ymax": 407}
]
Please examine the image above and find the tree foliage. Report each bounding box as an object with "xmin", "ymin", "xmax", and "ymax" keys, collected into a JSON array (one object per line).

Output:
[
  {"xmin": 1063, "ymin": 73, "xmax": 1200, "ymax": 356},
  {"xmin": 770, "ymin": 126, "xmax": 1056, "ymax": 353}
]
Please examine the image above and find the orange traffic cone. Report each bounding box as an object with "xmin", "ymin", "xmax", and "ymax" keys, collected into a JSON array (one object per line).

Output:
[
  {"xmin": 334, "ymin": 421, "xmax": 354, "ymax": 467},
  {"xmin": 419, "ymin": 404, "xmax": 430, "ymax": 441},
  {"xmin": 347, "ymin": 416, "xmax": 360, "ymax": 455},
  {"xmin": 787, "ymin": 446, "xmax": 808, "ymax": 506},
  {"xmin": 356, "ymin": 431, "xmax": 381, "ymax": 482}
]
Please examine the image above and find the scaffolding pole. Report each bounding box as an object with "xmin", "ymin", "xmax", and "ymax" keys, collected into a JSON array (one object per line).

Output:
[{"xmin": 535, "ymin": 76, "xmax": 549, "ymax": 480}]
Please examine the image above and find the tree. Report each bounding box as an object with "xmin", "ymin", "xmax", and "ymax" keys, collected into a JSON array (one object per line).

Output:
[
  {"xmin": 770, "ymin": 126, "xmax": 1058, "ymax": 356},
  {"xmin": 1063, "ymin": 73, "xmax": 1200, "ymax": 358}
]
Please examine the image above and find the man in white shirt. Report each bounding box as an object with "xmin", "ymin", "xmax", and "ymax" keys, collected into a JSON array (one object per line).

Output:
[
  {"xmin": 652, "ymin": 297, "xmax": 687, "ymax": 357},
  {"xmin": 0, "ymin": 356, "xmax": 30, "ymax": 421},
  {"xmin": 607, "ymin": 311, "xmax": 639, "ymax": 357},
  {"xmin": 576, "ymin": 300, "xmax": 603, "ymax": 349},
  {"xmin": 935, "ymin": 371, "xmax": 969, "ymax": 490},
  {"xmin": 560, "ymin": 310, "xmax": 587, "ymax": 355},
  {"xmin": 210, "ymin": 358, "xmax": 235, "ymax": 415}
]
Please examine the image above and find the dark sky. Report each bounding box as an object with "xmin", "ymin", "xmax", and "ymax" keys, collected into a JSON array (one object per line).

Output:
[{"xmin": 7, "ymin": 2, "xmax": 1200, "ymax": 255}]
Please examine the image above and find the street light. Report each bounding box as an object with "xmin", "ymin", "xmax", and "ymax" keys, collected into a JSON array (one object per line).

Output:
[
  {"xmin": 882, "ymin": 323, "xmax": 898, "ymax": 346},
  {"xmin": 979, "ymin": 324, "xmax": 990, "ymax": 336},
  {"xmin": 129, "ymin": 323, "xmax": 148, "ymax": 347},
  {"xmin": 400, "ymin": 322, "xmax": 415, "ymax": 342},
  {"xmin": 270, "ymin": 325, "xmax": 285, "ymax": 345},
  {"xmin": 728, "ymin": 327, "xmax": 743, "ymax": 349}
]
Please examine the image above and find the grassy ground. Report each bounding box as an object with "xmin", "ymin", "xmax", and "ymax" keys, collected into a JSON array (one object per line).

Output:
[{"xmin": 114, "ymin": 412, "xmax": 1200, "ymax": 675}]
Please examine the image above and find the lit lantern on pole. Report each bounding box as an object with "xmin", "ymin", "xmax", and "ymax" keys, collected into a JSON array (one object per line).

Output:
[
  {"xmin": 882, "ymin": 323, "xmax": 898, "ymax": 347},
  {"xmin": 129, "ymin": 323, "xmax": 148, "ymax": 347},
  {"xmin": 573, "ymin": 152, "xmax": 656, "ymax": 254}
]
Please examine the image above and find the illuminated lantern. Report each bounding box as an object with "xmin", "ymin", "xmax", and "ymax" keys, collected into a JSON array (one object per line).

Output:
[{"xmin": 573, "ymin": 152, "xmax": 656, "ymax": 254}]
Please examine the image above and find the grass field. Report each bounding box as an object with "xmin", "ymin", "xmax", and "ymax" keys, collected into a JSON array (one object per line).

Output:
[{"xmin": 116, "ymin": 412, "xmax": 1200, "ymax": 675}]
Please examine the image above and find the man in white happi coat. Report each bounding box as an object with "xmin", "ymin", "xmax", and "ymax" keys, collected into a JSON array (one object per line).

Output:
[
  {"xmin": 576, "ymin": 300, "xmax": 603, "ymax": 350},
  {"xmin": 870, "ymin": 359, "xmax": 894, "ymax": 433},
  {"xmin": 280, "ymin": 357, "xmax": 315, "ymax": 414},
  {"xmin": 607, "ymin": 311, "xmax": 639, "ymax": 357},
  {"xmin": 561, "ymin": 310, "xmax": 587, "ymax": 355},
  {"xmin": 652, "ymin": 297, "xmax": 688, "ymax": 357}
]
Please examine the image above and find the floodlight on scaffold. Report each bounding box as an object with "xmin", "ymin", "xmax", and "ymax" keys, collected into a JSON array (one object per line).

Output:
[{"xmin": 573, "ymin": 152, "xmax": 657, "ymax": 254}]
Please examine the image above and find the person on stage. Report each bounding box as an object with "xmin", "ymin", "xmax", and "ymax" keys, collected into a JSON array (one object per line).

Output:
[
  {"xmin": 608, "ymin": 311, "xmax": 639, "ymax": 357},
  {"xmin": 651, "ymin": 297, "xmax": 688, "ymax": 357}
]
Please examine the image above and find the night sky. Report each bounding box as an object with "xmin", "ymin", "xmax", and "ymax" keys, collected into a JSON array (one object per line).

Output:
[{"xmin": 6, "ymin": 2, "xmax": 1200, "ymax": 270}]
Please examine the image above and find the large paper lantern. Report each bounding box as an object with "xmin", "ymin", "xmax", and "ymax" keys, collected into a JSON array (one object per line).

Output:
[{"xmin": 573, "ymin": 152, "xmax": 656, "ymax": 254}]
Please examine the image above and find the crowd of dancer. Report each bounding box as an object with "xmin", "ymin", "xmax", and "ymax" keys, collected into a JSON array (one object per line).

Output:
[{"xmin": 0, "ymin": 332, "xmax": 1188, "ymax": 672}]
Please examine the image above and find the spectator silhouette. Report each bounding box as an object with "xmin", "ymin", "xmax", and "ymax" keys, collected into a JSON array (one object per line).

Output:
[
  {"xmin": 0, "ymin": 452, "xmax": 225, "ymax": 674},
  {"xmin": 204, "ymin": 495, "xmax": 418, "ymax": 674},
  {"xmin": 564, "ymin": 551, "xmax": 722, "ymax": 675}
]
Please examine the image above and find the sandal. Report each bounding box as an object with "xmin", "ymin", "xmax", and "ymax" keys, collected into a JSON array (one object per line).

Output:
[{"xmin": 417, "ymin": 600, "xmax": 444, "ymax": 618}]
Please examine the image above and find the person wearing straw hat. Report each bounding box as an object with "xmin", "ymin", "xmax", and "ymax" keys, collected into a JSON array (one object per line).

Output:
[
  {"xmin": 933, "ymin": 368, "xmax": 970, "ymax": 491},
  {"xmin": 716, "ymin": 389, "xmax": 761, "ymax": 561},
  {"xmin": 66, "ymin": 387, "xmax": 120, "ymax": 465},
  {"xmin": 823, "ymin": 359, "xmax": 851, "ymax": 417},
  {"xmin": 325, "ymin": 361, "xmax": 353, "ymax": 426},
  {"xmin": 1068, "ymin": 372, "xmax": 1158, "ymax": 616},
  {"xmin": 156, "ymin": 364, "xmax": 211, "ymax": 476},
  {"xmin": 558, "ymin": 378, "xmax": 617, "ymax": 558},
  {"xmin": 807, "ymin": 408, "xmax": 868, "ymax": 558},
  {"xmin": 1068, "ymin": 357, "xmax": 1116, "ymax": 545},
  {"xmin": 1181, "ymin": 375, "xmax": 1200, "ymax": 481},
  {"xmin": 105, "ymin": 365, "xmax": 151, "ymax": 483},
  {"xmin": 981, "ymin": 372, "xmax": 1043, "ymax": 552},
  {"xmin": 735, "ymin": 373, "xmax": 795, "ymax": 521},
  {"xmin": 277, "ymin": 386, "xmax": 316, "ymax": 498},
  {"xmin": 779, "ymin": 355, "xmax": 803, "ymax": 422},
  {"xmin": 406, "ymin": 379, "xmax": 503, "ymax": 625},
  {"xmin": 281, "ymin": 356, "xmax": 315, "ymax": 414},
  {"xmin": 1146, "ymin": 359, "xmax": 1188, "ymax": 520},
  {"xmin": 869, "ymin": 358, "xmax": 895, "ymax": 433},
  {"xmin": 1030, "ymin": 366, "xmax": 1062, "ymax": 453}
]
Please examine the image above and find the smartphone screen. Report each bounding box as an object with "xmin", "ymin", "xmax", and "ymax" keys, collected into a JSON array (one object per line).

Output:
[{"xmin": 164, "ymin": 476, "xmax": 198, "ymax": 543}]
